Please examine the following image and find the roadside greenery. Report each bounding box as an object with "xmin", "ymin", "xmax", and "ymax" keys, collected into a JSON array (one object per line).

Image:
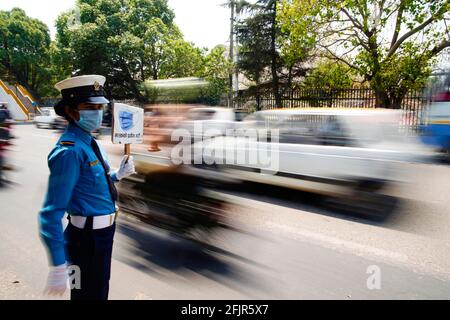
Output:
[
  {"xmin": 1, "ymin": 0, "xmax": 448, "ymax": 109},
  {"xmin": 144, "ymin": 45, "xmax": 232, "ymax": 105},
  {"xmin": 0, "ymin": 0, "xmax": 231, "ymax": 105},
  {"xmin": 278, "ymin": 0, "xmax": 450, "ymax": 108},
  {"xmin": 0, "ymin": 8, "xmax": 53, "ymax": 97},
  {"xmin": 302, "ymin": 60, "xmax": 354, "ymax": 90}
]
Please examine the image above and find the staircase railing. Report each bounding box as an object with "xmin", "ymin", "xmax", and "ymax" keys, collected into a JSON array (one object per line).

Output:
[{"xmin": 0, "ymin": 79, "xmax": 30, "ymax": 120}]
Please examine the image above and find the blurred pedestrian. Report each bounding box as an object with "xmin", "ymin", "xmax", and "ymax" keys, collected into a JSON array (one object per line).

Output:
[
  {"xmin": 144, "ymin": 107, "xmax": 162, "ymax": 152},
  {"xmin": 39, "ymin": 75, "xmax": 136, "ymax": 300}
]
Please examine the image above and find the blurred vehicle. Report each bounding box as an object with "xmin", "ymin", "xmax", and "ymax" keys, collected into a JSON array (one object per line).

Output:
[
  {"xmin": 53, "ymin": 116, "xmax": 68, "ymax": 132},
  {"xmin": 420, "ymin": 80, "xmax": 450, "ymax": 154},
  {"xmin": 47, "ymin": 115, "xmax": 99, "ymax": 138},
  {"xmin": 117, "ymin": 156, "xmax": 230, "ymax": 244},
  {"xmin": 0, "ymin": 103, "xmax": 11, "ymax": 123},
  {"xmin": 34, "ymin": 108, "xmax": 60, "ymax": 129},
  {"xmin": 0, "ymin": 111, "xmax": 14, "ymax": 186},
  {"xmin": 193, "ymin": 108, "xmax": 434, "ymax": 219},
  {"xmin": 179, "ymin": 107, "xmax": 247, "ymax": 140}
]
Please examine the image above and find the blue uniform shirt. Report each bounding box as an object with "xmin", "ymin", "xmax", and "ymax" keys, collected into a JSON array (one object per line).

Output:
[{"xmin": 39, "ymin": 123, "xmax": 119, "ymax": 266}]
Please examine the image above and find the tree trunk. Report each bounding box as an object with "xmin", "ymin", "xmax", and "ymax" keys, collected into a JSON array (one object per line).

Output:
[
  {"xmin": 328, "ymin": 89, "xmax": 334, "ymax": 108},
  {"xmin": 120, "ymin": 60, "xmax": 146, "ymax": 102},
  {"xmin": 255, "ymin": 79, "xmax": 261, "ymax": 111},
  {"xmin": 374, "ymin": 87, "xmax": 408, "ymax": 109},
  {"xmin": 287, "ymin": 65, "xmax": 293, "ymax": 91},
  {"xmin": 229, "ymin": 1, "xmax": 235, "ymax": 108},
  {"xmin": 392, "ymin": 96, "xmax": 404, "ymax": 109},
  {"xmin": 374, "ymin": 89, "xmax": 392, "ymax": 109},
  {"xmin": 152, "ymin": 65, "xmax": 158, "ymax": 80},
  {"xmin": 140, "ymin": 56, "xmax": 145, "ymax": 81}
]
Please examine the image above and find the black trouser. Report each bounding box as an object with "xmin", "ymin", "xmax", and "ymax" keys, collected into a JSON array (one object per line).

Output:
[{"xmin": 64, "ymin": 216, "xmax": 116, "ymax": 300}]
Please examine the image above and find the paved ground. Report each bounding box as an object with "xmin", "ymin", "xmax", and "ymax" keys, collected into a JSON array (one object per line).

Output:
[{"xmin": 0, "ymin": 124, "xmax": 450, "ymax": 300}]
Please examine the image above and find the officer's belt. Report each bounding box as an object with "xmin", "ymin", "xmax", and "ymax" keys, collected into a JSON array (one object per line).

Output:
[{"xmin": 69, "ymin": 213, "xmax": 117, "ymax": 230}]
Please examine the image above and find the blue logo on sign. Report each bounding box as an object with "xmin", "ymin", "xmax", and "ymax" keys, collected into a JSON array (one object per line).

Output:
[{"xmin": 119, "ymin": 111, "xmax": 134, "ymax": 131}]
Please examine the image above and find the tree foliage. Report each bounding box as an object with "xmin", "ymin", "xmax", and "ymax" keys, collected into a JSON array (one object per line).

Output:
[
  {"xmin": 234, "ymin": 0, "xmax": 287, "ymax": 107},
  {"xmin": 277, "ymin": 0, "xmax": 318, "ymax": 67},
  {"xmin": 0, "ymin": 1, "xmax": 239, "ymax": 103},
  {"xmin": 236, "ymin": 9, "xmax": 272, "ymax": 87},
  {"xmin": 278, "ymin": 0, "xmax": 450, "ymax": 108},
  {"xmin": 143, "ymin": 46, "xmax": 232, "ymax": 105},
  {"xmin": 233, "ymin": 0, "xmax": 312, "ymax": 108},
  {"xmin": 159, "ymin": 39, "xmax": 206, "ymax": 79},
  {"xmin": 201, "ymin": 45, "xmax": 233, "ymax": 105},
  {"xmin": 55, "ymin": 0, "xmax": 208, "ymax": 100},
  {"xmin": 0, "ymin": 8, "xmax": 53, "ymax": 97},
  {"xmin": 302, "ymin": 59, "xmax": 354, "ymax": 90}
]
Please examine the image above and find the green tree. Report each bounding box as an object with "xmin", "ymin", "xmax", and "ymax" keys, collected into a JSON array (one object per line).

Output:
[
  {"xmin": 277, "ymin": 0, "xmax": 318, "ymax": 89},
  {"xmin": 234, "ymin": 0, "xmax": 286, "ymax": 108},
  {"xmin": 303, "ymin": 59, "xmax": 354, "ymax": 89},
  {"xmin": 278, "ymin": 0, "xmax": 450, "ymax": 108},
  {"xmin": 141, "ymin": 19, "xmax": 204, "ymax": 80},
  {"xmin": 55, "ymin": 0, "xmax": 185, "ymax": 100},
  {"xmin": 141, "ymin": 17, "xmax": 179, "ymax": 80},
  {"xmin": 201, "ymin": 45, "xmax": 233, "ymax": 105},
  {"xmin": 143, "ymin": 46, "xmax": 232, "ymax": 105},
  {"xmin": 159, "ymin": 39, "xmax": 206, "ymax": 79},
  {"xmin": 0, "ymin": 8, "xmax": 52, "ymax": 98},
  {"xmin": 257, "ymin": 0, "xmax": 283, "ymax": 107},
  {"xmin": 235, "ymin": 6, "xmax": 273, "ymax": 109}
]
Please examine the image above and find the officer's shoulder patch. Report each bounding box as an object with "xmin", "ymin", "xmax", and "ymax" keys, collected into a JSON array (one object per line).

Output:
[
  {"xmin": 90, "ymin": 160, "xmax": 99, "ymax": 167},
  {"xmin": 60, "ymin": 141, "xmax": 76, "ymax": 146}
]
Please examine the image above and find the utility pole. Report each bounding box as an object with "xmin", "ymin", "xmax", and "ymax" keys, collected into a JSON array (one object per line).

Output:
[
  {"xmin": 229, "ymin": 1, "xmax": 235, "ymax": 108},
  {"xmin": 234, "ymin": 5, "xmax": 240, "ymax": 94}
]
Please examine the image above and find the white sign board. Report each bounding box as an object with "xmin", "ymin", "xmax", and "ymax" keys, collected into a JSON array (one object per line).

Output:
[{"xmin": 112, "ymin": 103, "xmax": 144, "ymax": 144}]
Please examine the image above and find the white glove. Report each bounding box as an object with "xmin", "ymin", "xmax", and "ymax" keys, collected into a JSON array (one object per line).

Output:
[
  {"xmin": 44, "ymin": 264, "xmax": 68, "ymax": 296},
  {"xmin": 115, "ymin": 155, "xmax": 136, "ymax": 180}
]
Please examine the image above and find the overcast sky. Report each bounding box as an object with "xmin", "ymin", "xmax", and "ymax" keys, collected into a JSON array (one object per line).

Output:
[{"xmin": 0, "ymin": 0, "xmax": 231, "ymax": 50}]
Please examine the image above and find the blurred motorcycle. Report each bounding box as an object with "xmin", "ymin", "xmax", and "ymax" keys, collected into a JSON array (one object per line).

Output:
[
  {"xmin": 117, "ymin": 167, "xmax": 231, "ymax": 245},
  {"xmin": 0, "ymin": 118, "xmax": 14, "ymax": 186}
]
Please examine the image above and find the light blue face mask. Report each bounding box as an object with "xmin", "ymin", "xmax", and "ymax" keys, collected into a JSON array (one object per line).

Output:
[{"xmin": 76, "ymin": 110, "xmax": 103, "ymax": 132}]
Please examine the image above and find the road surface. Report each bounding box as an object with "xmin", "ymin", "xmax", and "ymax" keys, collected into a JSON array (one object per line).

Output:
[{"xmin": 1, "ymin": 124, "xmax": 450, "ymax": 300}]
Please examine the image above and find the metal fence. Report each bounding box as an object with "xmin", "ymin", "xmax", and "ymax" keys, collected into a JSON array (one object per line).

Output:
[{"xmin": 234, "ymin": 86, "xmax": 445, "ymax": 132}]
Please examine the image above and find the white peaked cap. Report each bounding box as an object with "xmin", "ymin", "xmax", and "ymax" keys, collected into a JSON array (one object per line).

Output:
[{"xmin": 55, "ymin": 75, "xmax": 106, "ymax": 91}]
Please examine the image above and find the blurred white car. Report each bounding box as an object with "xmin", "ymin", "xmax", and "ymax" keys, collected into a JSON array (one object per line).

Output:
[
  {"xmin": 34, "ymin": 108, "xmax": 59, "ymax": 129},
  {"xmin": 179, "ymin": 107, "xmax": 247, "ymax": 140},
  {"xmin": 192, "ymin": 108, "xmax": 435, "ymax": 218}
]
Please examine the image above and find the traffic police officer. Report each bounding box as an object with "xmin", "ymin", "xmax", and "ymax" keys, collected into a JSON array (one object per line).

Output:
[{"xmin": 39, "ymin": 75, "xmax": 135, "ymax": 300}]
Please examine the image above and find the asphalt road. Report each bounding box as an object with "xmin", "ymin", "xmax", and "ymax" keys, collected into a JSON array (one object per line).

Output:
[{"xmin": 1, "ymin": 124, "xmax": 450, "ymax": 300}]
